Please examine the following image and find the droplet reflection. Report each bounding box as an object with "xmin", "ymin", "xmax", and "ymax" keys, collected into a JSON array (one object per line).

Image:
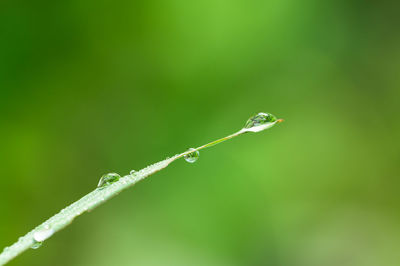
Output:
[{"xmin": 184, "ymin": 148, "xmax": 199, "ymax": 163}]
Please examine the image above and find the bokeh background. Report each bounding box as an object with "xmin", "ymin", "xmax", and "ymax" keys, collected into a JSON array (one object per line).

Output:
[{"xmin": 1, "ymin": 0, "xmax": 399, "ymax": 265}]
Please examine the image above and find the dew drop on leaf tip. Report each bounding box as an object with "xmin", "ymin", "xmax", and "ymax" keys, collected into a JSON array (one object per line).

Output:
[{"xmin": 243, "ymin": 112, "xmax": 282, "ymax": 132}]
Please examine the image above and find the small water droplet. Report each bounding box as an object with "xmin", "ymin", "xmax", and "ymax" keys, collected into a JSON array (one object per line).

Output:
[
  {"xmin": 243, "ymin": 112, "xmax": 279, "ymax": 132},
  {"xmin": 97, "ymin": 173, "xmax": 121, "ymax": 188},
  {"xmin": 184, "ymin": 148, "xmax": 199, "ymax": 163},
  {"xmin": 31, "ymin": 242, "xmax": 42, "ymax": 249},
  {"xmin": 129, "ymin": 170, "xmax": 136, "ymax": 175}
]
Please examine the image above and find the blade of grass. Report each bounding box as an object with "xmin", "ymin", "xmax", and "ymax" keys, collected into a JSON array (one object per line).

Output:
[{"xmin": 0, "ymin": 114, "xmax": 283, "ymax": 265}]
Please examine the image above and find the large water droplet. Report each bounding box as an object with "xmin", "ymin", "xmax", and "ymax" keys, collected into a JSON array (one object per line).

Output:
[
  {"xmin": 184, "ymin": 148, "xmax": 199, "ymax": 163},
  {"xmin": 97, "ymin": 173, "xmax": 121, "ymax": 188},
  {"xmin": 243, "ymin": 112, "xmax": 280, "ymax": 132},
  {"xmin": 129, "ymin": 170, "xmax": 136, "ymax": 175},
  {"xmin": 245, "ymin": 112, "xmax": 277, "ymax": 128}
]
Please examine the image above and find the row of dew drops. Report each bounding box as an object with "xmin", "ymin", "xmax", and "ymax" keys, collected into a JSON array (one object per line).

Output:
[
  {"xmin": 2, "ymin": 113, "xmax": 277, "ymax": 252},
  {"xmin": 97, "ymin": 112, "xmax": 278, "ymax": 189},
  {"xmin": 96, "ymin": 149, "xmax": 200, "ymax": 189},
  {"xmin": 25, "ymin": 170, "xmax": 141, "ymax": 250},
  {"xmin": 2, "ymin": 224, "xmax": 54, "ymax": 253}
]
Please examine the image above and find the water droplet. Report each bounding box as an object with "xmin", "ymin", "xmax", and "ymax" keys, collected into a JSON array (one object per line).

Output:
[
  {"xmin": 33, "ymin": 226, "xmax": 54, "ymax": 242},
  {"xmin": 129, "ymin": 170, "xmax": 136, "ymax": 175},
  {"xmin": 97, "ymin": 173, "xmax": 121, "ymax": 188},
  {"xmin": 243, "ymin": 112, "xmax": 280, "ymax": 132},
  {"xmin": 184, "ymin": 148, "xmax": 199, "ymax": 163},
  {"xmin": 31, "ymin": 242, "xmax": 42, "ymax": 249}
]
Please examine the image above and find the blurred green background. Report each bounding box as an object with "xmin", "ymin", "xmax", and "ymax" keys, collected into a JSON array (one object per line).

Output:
[{"xmin": 1, "ymin": 0, "xmax": 399, "ymax": 265}]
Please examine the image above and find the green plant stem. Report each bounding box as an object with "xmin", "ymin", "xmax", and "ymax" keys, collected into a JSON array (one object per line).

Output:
[
  {"xmin": 0, "ymin": 123, "xmax": 281, "ymax": 265},
  {"xmin": 176, "ymin": 129, "xmax": 245, "ymax": 160}
]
